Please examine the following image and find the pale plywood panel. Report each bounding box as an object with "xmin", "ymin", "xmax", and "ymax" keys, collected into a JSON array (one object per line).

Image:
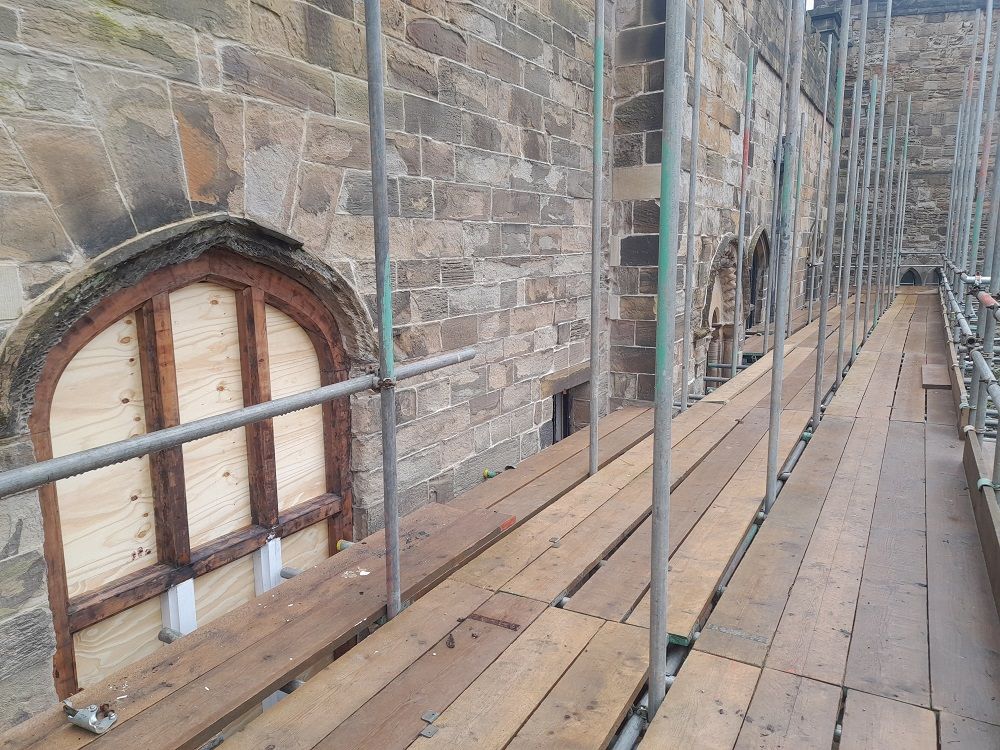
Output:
[
  {"xmin": 73, "ymin": 595, "xmax": 162, "ymax": 689},
  {"xmin": 170, "ymin": 282, "xmax": 252, "ymax": 548},
  {"xmin": 50, "ymin": 314, "xmax": 157, "ymax": 597},
  {"xmin": 265, "ymin": 304, "xmax": 327, "ymax": 511},
  {"xmin": 280, "ymin": 522, "xmax": 329, "ymax": 572},
  {"xmin": 194, "ymin": 553, "xmax": 255, "ymax": 627}
]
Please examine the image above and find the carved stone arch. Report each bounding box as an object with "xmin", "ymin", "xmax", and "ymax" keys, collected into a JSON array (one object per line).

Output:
[
  {"xmin": 0, "ymin": 214, "xmax": 377, "ymax": 438},
  {"xmin": 700, "ymin": 233, "xmax": 739, "ymax": 333},
  {"xmin": 900, "ymin": 267, "xmax": 923, "ymax": 286}
]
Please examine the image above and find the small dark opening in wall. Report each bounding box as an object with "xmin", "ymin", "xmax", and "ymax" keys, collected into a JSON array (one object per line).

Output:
[{"xmin": 552, "ymin": 391, "xmax": 573, "ymax": 443}]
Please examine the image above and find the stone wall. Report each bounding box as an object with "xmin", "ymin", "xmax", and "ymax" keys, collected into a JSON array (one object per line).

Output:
[
  {"xmin": 819, "ymin": 0, "xmax": 993, "ymax": 282},
  {"xmin": 607, "ymin": 0, "xmax": 835, "ymax": 408},
  {"xmin": 0, "ymin": 0, "xmax": 611, "ymax": 726}
]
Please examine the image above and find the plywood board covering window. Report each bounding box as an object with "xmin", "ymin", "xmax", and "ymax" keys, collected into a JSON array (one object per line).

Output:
[
  {"xmin": 49, "ymin": 316, "xmax": 157, "ymax": 598},
  {"xmin": 170, "ymin": 282, "xmax": 253, "ymax": 547},
  {"xmin": 267, "ymin": 304, "xmax": 327, "ymax": 512},
  {"xmin": 32, "ymin": 249, "xmax": 352, "ymax": 698}
]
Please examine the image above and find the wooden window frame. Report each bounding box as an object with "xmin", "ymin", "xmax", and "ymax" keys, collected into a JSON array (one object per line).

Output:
[{"xmin": 29, "ymin": 249, "xmax": 353, "ymax": 697}]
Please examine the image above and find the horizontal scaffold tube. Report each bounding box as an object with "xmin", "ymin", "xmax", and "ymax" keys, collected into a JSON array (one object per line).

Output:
[{"xmin": 0, "ymin": 347, "xmax": 476, "ymax": 498}]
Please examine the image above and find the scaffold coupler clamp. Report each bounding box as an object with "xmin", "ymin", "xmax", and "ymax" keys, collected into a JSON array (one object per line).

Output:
[
  {"xmin": 375, "ymin": 376, "xmax": 397, "ymax": 391},
  {"xmin": 977, "ymin": 477, "xmax": 1000, "ymax": 492},
  {"xmin": 63, "ymin": 701, "xmax": 117, "ymax": 734}
]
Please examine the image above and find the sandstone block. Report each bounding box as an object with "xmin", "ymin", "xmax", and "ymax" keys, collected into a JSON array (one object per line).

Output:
[
  {"xmin": 0, "ymin": 193, "xmax": 72, "ymax": 263},
  {"xmin": 451, "ymin": 366, "xmax": 488, "ymax": 403},
  {"xmin": 172, "ymin": 86, "xmax": 244, "ymax": 213},
  {"xmin": 338, "ymin": 169, "xmax": 400, "ymax": 216},
  {"xmin": 492, "ymin": 189, "xmax": 541, "ymax": 222},
  {"xmin": 110, "ymin": 0, "xmax": 252, "ymax": 38},
  {"xmin": 507, "ymin": 87, "xmax": 543, "ymax": 130},
  {"xmin": 467, "ymin": 38, "xmax": 521, "ymax": 84},
  {"xmin": 456, "ymin": 147, "xmax": 510, "ymax": 187},
  {"xmin": 409, "ymin": 287, "xmax": 449, "ymax": 321},
  {"xmin": 301, "ymin": 6, "xmax": 365, "ymax": 76},
  {"xmin": 0, "ymin": 6, "xmax": 15, "ymax": 41},
  {"xmin": 0, "ymin": 550, "xmax": 46, "ymax": 619},
  {"xmin": 290, "ymin": 160, "xmax": 341, "ymax": 249},
  {"xmin": 420, "ymin": 138, "xmax": 456, "ymax": 179},
  {"xmin": 386, "ymin": 39, "xmax": 438, "ymax": 97},
  {"xmin": 304, "ymin": 115, "xmax": 371, "ymax": 169},
  {"xmin": 403, "ymin": 94, "xmax": 462, "ymax": 142},
  {"xmin": 0, "ymin": 46, "xmax": 88, "ymax": 124},
  {"xmin": 222, "ymin": 44, "xmax": 336, "ymax": 114},
  {"xmin": 521, "ymin": 129, "xmax": 547, "ymax": 161},
  {"xmin": 434, "ymin": 182, "xmax": 490, "ymax": 220},
  {"xmin": 394, "ymin": 321, "xmax": 442, "ymax": 359},
  {"xmin": 441, "ymin": 313, "xmax": 479, "ymax": 347},
  {"xmin": 398, "ymin": 176, "xmax": 434, "ymax": 218},
  {"xmin": 461, "ymin": 221, "xmax": 501, "ymax": 255},
  {"xmin": 406, "ymin": 17, "xmax": 467, "ymax": 61},
  {"xmin": 9, "ymin": 120, "xmax": 135, "ymax": 255},
  {"xmin": 469, "ymin": 390, "xmax": 501, "ymax": 425},
  {"xmin": 0, "ymin": 652, "xmax": 56, "ymax": 731},
  {"xmin": 20, "ymin": 0, "xmax": 199, "ymax": 82},
  {"xmin": 335, "ymin": 74, "xmax": 404, "ymax": 128},
  {"xmin": 449, "ymin": 284, "xmax": 500, "ymax": 314},
  {"xmin": 0, "ymin": 131, "xmax": 33, "ymax": 192},
  {"xmin": 244, "ymin": 101, "xmax": 305, "ymax": 227},
  {"xmin": 438, "ymin": 60, "xmax": 489, "ymax": 114}
]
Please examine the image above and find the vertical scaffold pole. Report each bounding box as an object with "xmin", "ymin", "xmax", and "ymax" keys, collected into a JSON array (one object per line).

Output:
[
  {"xmin": 764, "ymin": 0, "xmax": 794, "ymax": 356},
  {"xmin": 959, "ymin": 10, "xmax": 989, "ymax": 300},
  {"xmin": 764, "ymin": 0, "xmax": 806, "ymax": 515},
  {"xmin": 883, "ymin": 102, "xmax": 899, "ymax": 314},
  {"xmin": 788, "ymin": 111, "xmax": 806, "ymax": 329},
  {"xmin": 948, "ymin": 66, "xmax": 974, "ymax": 285},
  {"xmin": 973, "ymin": 41, "xmax": 1000, "ymax": 432},
  {"xmin": 588, "ymin": 0, "xmax": 606, "ymax": 475},
  {"xmin": 812, "ymin": 0, "xmax": 852, "ymax": 429},
  {"xmin": 732, "ymin": 48, "xmax": 757, "ymax": 379},
  {"xmin": 978, "ymin": 82, "xmax": 1000, "ymax": 433},
  {"xmin": 648, "ymin": 0, "xmax": 684, "ymax": 719},
  {"xmin": 681, "ymin": 0, "xmax": 705, "ymax": 411},
  {"xmin": 808, "ymin": 41, "xmax": 833, "ymax": 325},
  {"xmin": 363, "ymin": 0, "xmax": 401, "ymax": 619},
  {"xmin": 966, "ymin": 0, "xmax": 996, "ymax": 315},
  {"xmin": 836, "ymin": 0, "xmax": 869, "ymax": 387},
  {"xmin": 865, "ymin": 0, "xmax": 893, "ymax": 332},
  {"xmin": 852, "ymin": 76, "xmax": 879, "ymax": 363},
  {"xmin": 889, "ymin": 99, "xmax": 909, "ymax": 301}
]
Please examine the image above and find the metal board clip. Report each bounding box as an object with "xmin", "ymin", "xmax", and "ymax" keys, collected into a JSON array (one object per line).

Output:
[{"xmin": 63, "ymin": 701, "xmax": 117, "ymax": 734}]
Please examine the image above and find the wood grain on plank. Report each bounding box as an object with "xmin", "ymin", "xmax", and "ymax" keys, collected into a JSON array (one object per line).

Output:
[
  {"xmin": 925, "ymin": 423, "xmax": 1000, "ymax": 724},
  {"xmin": 223, "ymin": 579, "xmax": 496, "ymax": 750},
  {"xmin": 764, "ymin": 417, "xmax": 888, "ymax": 683},
  {"xmin": 838, "ymin": 690, "xmax": 936, "ymax": 750},
  {"xmin": 694, "ymin": 415, "xmax": 857, "ymax": 666},
  {"xmin": 938, "ymin": 712, "xmax": 1000, "ymax": 749},
  {"xmin": 845, "ymin": 420, "xmax": 930, "ymax": 708},
  {"xmin": 6, "ymin": 506, "xmax": 503, "ymax": 750},
  {"xmin": 453, "ymin": 438, "xmax": 655, "ymax": 592},
  {"xmin": 565, "ymin": 413, "xmax": 770, "ymax": 623},
  {"xmin": 733, "ymin": 668, "xmax": 840, "ymax": 750},
  {"xmin": 627, "ymin": 410, "xmax": 813, "ymax": 641},
  {"xmin": 639, "ymin": 651, "xmax": 759, "ymax": 750},
  {"xmin": 506, "ymin": 622, "xmax": 648, "ymax": 750},
  {"xmin": 455, "ymin": 406, "xmax": 650, "ymax": 513},
  {"xmin": 825, "ymin": 350, "xmax": 879, "ymax": 417},
  {"xmin": 921, "ymin": 363, "xmax": 951, "ymax": 389},
  {"xmin": 407, "ymin": 607, "xmax": 603, "ymax": 750},
  {"xmin": 307, "ymin": 592, "xmax": 546, "ymax": 750}
]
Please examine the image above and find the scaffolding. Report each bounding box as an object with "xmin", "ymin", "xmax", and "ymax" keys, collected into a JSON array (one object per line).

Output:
[{"xmin": 0, "ymin": 0, "xmax": 930, "ymax": 740}]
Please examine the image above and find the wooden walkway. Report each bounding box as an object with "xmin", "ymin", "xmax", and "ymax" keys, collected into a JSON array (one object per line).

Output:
[{"xmin": 6, "ymin": 291, "xmax": 999, "ymax": 749}]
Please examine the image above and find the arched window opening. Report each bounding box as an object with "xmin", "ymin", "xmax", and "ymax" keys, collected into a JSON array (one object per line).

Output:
[
  {"xmin": 747, "ymin": 233, "xmax": 770, "ymax": 328},
  {"xmin": 31, "ymin": 249, "xmax": 352, "ymax": 696},
  {"xmin": 900, "ymin": 268, "xmax": 922, "ymax": 286}
]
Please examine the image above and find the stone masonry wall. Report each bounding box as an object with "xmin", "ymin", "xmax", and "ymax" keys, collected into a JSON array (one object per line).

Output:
[
  {"xmin": 0, "ymin": 0, "xmax": 611, "ymax": 726},
  {"xmin": 821, "ymin": 0, "xmax": 993, "ymax": 283},
  {"xmin": 608, "ymin": 0, "xmax": 834, "ymax": 408}
]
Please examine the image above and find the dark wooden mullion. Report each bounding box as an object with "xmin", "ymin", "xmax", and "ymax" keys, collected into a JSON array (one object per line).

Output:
[
  {"xmin": 136, "ymin": 294, "xmax": 191, "ymax": 567},
  {"xmin": 236, "ymin": 286, "xmax": 279, "ymax": 529}
]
